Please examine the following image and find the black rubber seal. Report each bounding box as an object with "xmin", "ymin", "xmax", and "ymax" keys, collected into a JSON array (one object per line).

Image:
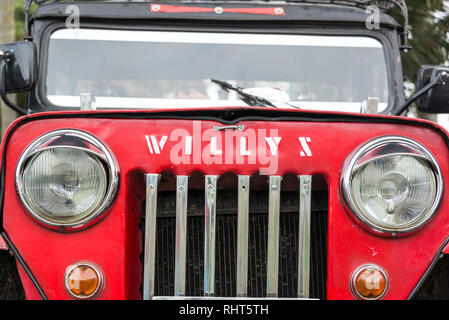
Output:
[
  {"xmin": 0, "ymin": 232, "xmax": 47, "ymax": 300},
  {"xmin": 407, "ymin": 236, "xmax": 449, "ymax": 299}
]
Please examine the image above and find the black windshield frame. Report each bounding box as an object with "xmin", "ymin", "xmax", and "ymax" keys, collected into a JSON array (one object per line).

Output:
[{"xmin": 29, "ymin": 19, "xmax": 402, "ymax": 114}]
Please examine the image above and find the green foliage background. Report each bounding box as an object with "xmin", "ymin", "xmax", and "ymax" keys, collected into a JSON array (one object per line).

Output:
[
  {"xmin": 400, "ymin": 0, "xmax": 449, "ymax": 83},
  {"xmin": 14, "ymin": 0, "xmax": 40, "ymax": 40}
]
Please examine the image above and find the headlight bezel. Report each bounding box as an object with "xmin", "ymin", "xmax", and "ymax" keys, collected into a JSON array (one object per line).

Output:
[
  {"xmin": 340, "ymin": 136, "xmax": 444, "ymax": 236},
  {"xmin": 15, "ymin": 129, "xmax": 120, "ymax": 232}
]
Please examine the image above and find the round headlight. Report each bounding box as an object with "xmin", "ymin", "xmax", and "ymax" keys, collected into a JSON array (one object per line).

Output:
[
  {"xmin": 341, "ymin": 136, "xmax": 443, "ymax": 235},
  {"xmin": 16, "ymin": 130, "xmax": 119, "ymax": 231}
]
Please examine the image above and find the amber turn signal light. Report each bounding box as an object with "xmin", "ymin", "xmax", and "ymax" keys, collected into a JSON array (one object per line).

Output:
[
  {"xmin": 351, "ymin": 265, "xmax": 388, "ymax": 300},
  {"xmin": 65, "ymin": 262, "xmax": 104, "ymax": 299}
]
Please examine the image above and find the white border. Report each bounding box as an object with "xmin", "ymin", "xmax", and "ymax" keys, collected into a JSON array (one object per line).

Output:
[
  {"xmin": 50, "ymin": 29, "xmax": 384, "ymax": 48},
  {"xmin": 47, "ymin": 95, "xmax": 388, "ymax": 112}
]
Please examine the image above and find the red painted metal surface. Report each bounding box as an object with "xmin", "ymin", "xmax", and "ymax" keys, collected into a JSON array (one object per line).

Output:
[
  {"xmin": 2, "ymin": 108, "xmax": 449, "ymax": 300},
  {"xmin": 443, "ymin": 243, "xmax": 449, "ymax": 254}
]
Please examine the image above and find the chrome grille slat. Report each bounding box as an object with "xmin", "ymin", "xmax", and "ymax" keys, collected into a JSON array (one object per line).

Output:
[
  {"xmin": 266, "ymin": 176, "xmax": 281, "ymax": 298},
  {"xmin": 175, "ymin": 176, "xmax": 189, "ymax": 296},
  {"xmin": 143, "ymin": 174, "xmax": 159, "ymax": 300},
  {"xmin": 298, "ymin": 175, "xmax": 312, "ymax": 298},
  {"xmin": 144, "ymin": 173, "xmax": 323, "ymax": 299},
  {"xmin": 204, "ymin": 175, "xmax": 218, "ymax": 296},
  {"xmin": 236, "ymin": 175, "xmax": 250, "ymax": 297}
]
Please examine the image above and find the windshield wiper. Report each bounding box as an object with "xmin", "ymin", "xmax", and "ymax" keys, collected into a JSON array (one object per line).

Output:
[
  {"xmin": 211, "ymin": 79, "xmax": 282, "ymax": 108},
  {"xmin": 211, "ymin": 79, "xmax": 301, "ymax": 109}
]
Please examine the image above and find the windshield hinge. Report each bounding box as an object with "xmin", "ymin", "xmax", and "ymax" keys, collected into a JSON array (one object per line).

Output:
[{"xmin": 80, "ymin": 93, "xmax": 96, "ymax": 111}]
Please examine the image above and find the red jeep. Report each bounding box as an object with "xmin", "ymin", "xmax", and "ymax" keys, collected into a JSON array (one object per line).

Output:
[{"xmin": 0, "ymin": 0, "xmax": 448, "ymax": 300}]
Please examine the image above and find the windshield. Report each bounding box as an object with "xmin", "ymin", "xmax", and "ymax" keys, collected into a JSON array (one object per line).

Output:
[{"xmin": 46, "ymin": 29, "xmax": 390, "ymax": 112}]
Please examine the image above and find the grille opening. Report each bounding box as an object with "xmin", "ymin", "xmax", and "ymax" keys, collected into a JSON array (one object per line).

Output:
[
  {"xmin": 413, "ymin": 253, "xmax": 449, "ymax": 300},
  {"xmin": 143, "ymin": 172, "xmax": 328, "ymax": 299}
]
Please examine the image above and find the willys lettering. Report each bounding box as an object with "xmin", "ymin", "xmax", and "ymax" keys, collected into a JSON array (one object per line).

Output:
[{"xmin": 145, "ymin": 121, "xmax": 312, "ymax": 175}]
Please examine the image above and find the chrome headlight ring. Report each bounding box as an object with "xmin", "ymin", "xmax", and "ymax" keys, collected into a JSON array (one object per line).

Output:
[
  {"xmin": 340, "ymin": 136, "xmax": 444, "ymax": 236},
  {"xmin": 15, "ymin": 129, "xmax": 120, "ymax": 231}
]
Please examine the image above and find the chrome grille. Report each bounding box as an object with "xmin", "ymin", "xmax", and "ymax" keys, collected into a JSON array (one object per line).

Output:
[{"xmin": 142, "ymin": 174, "xmax": 327, "ymax": 299}]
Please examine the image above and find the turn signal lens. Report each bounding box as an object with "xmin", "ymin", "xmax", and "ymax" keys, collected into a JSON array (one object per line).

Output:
[
  {"xmin": 65, "ymin": 262, "xmax": 104, "ymax": 299},
  {"xmin": 351, "ymin": 265, "xmax": 388, "ymax": 300}
]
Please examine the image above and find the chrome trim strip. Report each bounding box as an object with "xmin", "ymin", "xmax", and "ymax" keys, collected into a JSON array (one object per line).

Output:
[
  {"xmin": 204, "ymin": 175, "xmax": 218, "ymax": 296},
  {"xmin": 236, "ymin": 175, "xmax": 250, "ymax": 297},
  {"xmin": 25, "ymin": 145, "xmax": 107, "ymax": 162},
  {"xmin": 213, "ymin": 124, "xmax": 245, "ymax": 131},
  {"xmin": 143, "ymin": 174, "xmax": 160, "ymax": 300},
  {"xmin": 266, "ymin": 176, "xmax": 281, "ymax": 298},
  {"xmin": 352, "ymin": 153, "xmax": 431, "ymax": 174},
  {"xmin": 153, "ymin": 296, "xmax": 317, "ymax": 300},
  {"xmin": 298, "ymin": 175, "xmax": 312, "ymax": 298},
  {"xmin": 175, "ymin": 175, "xmax": 189, "ymax": 296}
]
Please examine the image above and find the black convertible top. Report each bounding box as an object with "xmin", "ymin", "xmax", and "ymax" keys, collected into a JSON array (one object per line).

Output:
[{"xmin": 32, "ymin": 0, "xmax": 401, "ymax": 28}]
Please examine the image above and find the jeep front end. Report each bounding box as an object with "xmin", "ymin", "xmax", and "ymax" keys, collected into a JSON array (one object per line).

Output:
[{"xmin": 0, "ymin": 0, "xmax": 449, "ymax": 301}]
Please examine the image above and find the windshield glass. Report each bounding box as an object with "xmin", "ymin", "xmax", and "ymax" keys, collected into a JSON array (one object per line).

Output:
[{"xmin": 46, "ymin": 29, "xmax": 390, "ymax": 112}]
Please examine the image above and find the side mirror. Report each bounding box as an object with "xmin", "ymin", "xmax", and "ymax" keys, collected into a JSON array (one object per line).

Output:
[
  {"xmin": 417, "ymin": 65, "xmax": 449, "ymax": 113},
  {"xmin": 0, "ymin": 41, "xmax": 37, "ymax": 94}
]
